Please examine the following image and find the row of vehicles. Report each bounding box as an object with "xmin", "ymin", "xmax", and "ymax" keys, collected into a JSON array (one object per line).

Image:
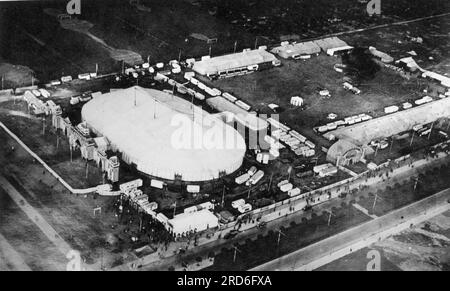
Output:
[
  {"xmin": 383, "ymin": 96, "xmax": 434, "ymax": 115},
  {"xmin": 343, "ymin": 82, "xmax": 361, "ymax": 95},
  {"xmin": 316, "ymin": 113, "xmax": 373, "ymax": 134},
  {"xmin": 231, "ymin": 198, "xmax": 253, "ymax": 214},
  {"xmin": 187, "ymin": 75, "xmax": 253, "ymax": 112},
  {"xmin": 270, "ymin": 126, "xmax": 316, "ymax": 158},
  {"xmin": 370, "ymin": 138, "xmax": 389, "ymax": 150},
  {"xmin": 369, "ymin": 122, "xmax": 449, "ymax": 151},
  {"xmin": 69, "ymin": 91, "xmax": 95, "ymax": 105},
  {"xmin": 277, "ymin": 180, "xmax": 302, "ymax": 197},
  {"xmin": 30, "ymin": 88, "xmax": 51, "ymax": 99},
  {"xmin": 235, "ymin": 166, "xmax": 265, "ymax": 187}
]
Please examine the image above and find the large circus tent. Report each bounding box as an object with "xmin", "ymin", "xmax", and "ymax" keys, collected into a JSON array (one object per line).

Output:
[{"xmin": 81, "ymin": 86, "xmax": 246, "ymax": 181}]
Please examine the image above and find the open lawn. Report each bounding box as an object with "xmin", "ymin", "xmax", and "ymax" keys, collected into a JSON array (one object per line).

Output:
[{"xmin": 205, "ymin": 54, "xmax": 428, "ymax": 150}]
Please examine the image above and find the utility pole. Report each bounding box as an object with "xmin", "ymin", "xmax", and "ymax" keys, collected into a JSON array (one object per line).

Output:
[
  {"xmin": 134, "ymin": 85, "xmax": 137, "ymax": 107},
  {"xmin": 326, "ymin": 209, "xmax": 335, "ymax": 226},
  {"xmin": 372, "ymin": 193, "xmax": 383, "ymax": 211},
  {"xmin": 410, "ymin": 131, "xmax": 415, "ymax": 147},
  {"xmin": 221, "ymin": 185, "xmax": 225, "ymax": 208},
  {"xmin": 389, "ymin": 138, "xmax": 394, "ymax": 154},
  {"xmin": 233, "ymin": 41, "xmax": 237, "ymax": 54},
  {"xmin": 276, "ymin": 229, "xmax": 286, "ymax": 247},
  {"xmin": 209, "ymin": 45, "xmax": 212, "ymax": 57},
  {"xmin": 413, "ymin": 177, "xmax": 420, "ymax": 191},
  {"xmin": 247, "ymin": 187, "xmax": 251, "ymax": 199},
  {"xmin": 268, "ymin": 172, "xmax": 274, "ymax": 192},
  {"xmin": 70, "ymin": 145, "xmax": 73, "ymax": 163},
  {"xmin": 1, "ymin": 75, "xmax": 4, "ymax": 90},
  {"xmin": 173, "ymin": 201, "xmax": 177, "ymax": 218},
  {"xmin": 42, "ymin": 117, "xmax": 45, "ymax": 135},
  {"xmin": 85, "ymin": 162, "xmax": 89, "ymax": 179},
  {"xmin": 232, "ymin": 245, "xmax": 241, "ymax": 263},
  {"xmin": 178, "ymin": 49, "xmax": 182, "ymax": 62},
  {"xmin": 428, "ymin": 121, "xmax": 434, "ymax": 140},
  {"xmin": 153, "ymin": 98, "xmax": 157, "ymax": 119},
  {"xmin": 254, "ymin": 36, "xmax": 258, "ymax": 50}
]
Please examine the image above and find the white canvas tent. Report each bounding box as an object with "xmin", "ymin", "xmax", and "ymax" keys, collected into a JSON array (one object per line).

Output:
[
  {"xmin": 167, "ymin": 209, "xmax": 219, "ymax": 236},
  {"xmin": 192, "ymin": 49, "xmax": 278, "ymax": 76},
  {"xmin": 82, "ymin": 86, "xmax": 246, "ymax": 181}
]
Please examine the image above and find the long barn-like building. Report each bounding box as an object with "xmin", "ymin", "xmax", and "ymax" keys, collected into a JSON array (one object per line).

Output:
[
  {"xmin": 192, "ymin": 48, "xmax": 280, "ymax": 78},
  {"xmin": 81, "ymin": 86, "xmax": 246, "ymax": 181}
]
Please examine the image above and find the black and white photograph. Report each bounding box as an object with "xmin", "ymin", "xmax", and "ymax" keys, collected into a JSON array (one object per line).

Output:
[{"xmin": 0, "ymin": 0, "xmax": 449, "ymax": 275}]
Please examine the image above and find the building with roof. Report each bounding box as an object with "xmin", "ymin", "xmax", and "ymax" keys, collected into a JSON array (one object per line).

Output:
[
  {"xmin": 271, "ymin": 41, "xmax": 321, "ymax": 59},
  {"xmin": 192, "ymin": 49, "xmax": 280, "ymax": 78},
  {"xmin": 326, "ymin": 139, "xmax": 369, "ymax": 166},
  {"xmin": 395, "ymin": 57, "xmax": 423, "ymax": 73},
  {"xmin": 82, "ymin": 86, "xmax": 246, "ymax": 181},
  {"xmin": 167, "ymin": 209, "xmax": 219, "ymax": 237},
  {"xmin": 422, "ymin": 71, "xmax": 450, "ymax": 88},
  {"xmin": 368, "ymin": 46, "xmax": 394, "ymax": 63},
  {"xmin": 313, "ymin": 37, "xmax": 349, "ymax": 53},
  {"xmin": 324, "ymin": 96, "xmax": 450, "ymax": 146}
]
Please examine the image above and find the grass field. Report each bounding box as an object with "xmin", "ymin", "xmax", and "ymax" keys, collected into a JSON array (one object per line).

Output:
[
  {"xmin": 200, "ymin": 0, "xmax": 450, "ymax": 40},
  {"xmin": 358, "ymin": 162, "xmax": 450, "ymax": 217},
  {"xmin": 0, "ymin": 0, "xmax": 257, "ymax": 83},
  {"xmin": 1, "ymin": 0, "xmax": 449, "ymax": 84}
]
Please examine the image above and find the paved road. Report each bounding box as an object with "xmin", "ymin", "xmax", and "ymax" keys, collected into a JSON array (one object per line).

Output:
[{"xmin": 251, "ymin": 188, "xmax": 450, "ymax": 271}]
